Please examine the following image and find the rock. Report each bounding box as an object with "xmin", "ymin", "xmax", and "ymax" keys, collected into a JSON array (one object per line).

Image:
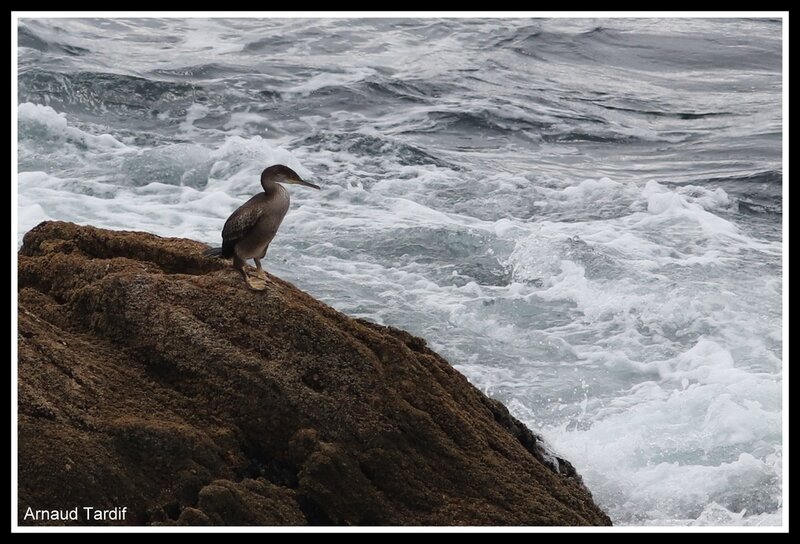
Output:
[{"xmin": 17, "ymin": 221, "xmax": 611, "ymax": 526}]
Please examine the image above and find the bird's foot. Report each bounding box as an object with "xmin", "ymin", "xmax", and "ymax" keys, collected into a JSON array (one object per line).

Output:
[
  {"xmin": 244, "ymin": 274, "xmax": 270, "ymax": 291},
  {"xmin": 254, "ymin": 269, "xmax": 269, "ymax": 280}
]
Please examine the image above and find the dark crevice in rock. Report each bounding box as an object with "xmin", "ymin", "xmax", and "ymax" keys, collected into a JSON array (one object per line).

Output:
[
  {"xmin": 297, "ymin": 494, "xmax": 337, "ymax": 526},
  {"xmin": 301, "ymin": 369, "xmax": 325, "ymax": 392},
  {"xmin": 237, "ymin": 444, "xmax": 300, "ymax": 490},
  {"xmin": 163, "ymin": 501, "xmax": 181, "ymax": 521}
]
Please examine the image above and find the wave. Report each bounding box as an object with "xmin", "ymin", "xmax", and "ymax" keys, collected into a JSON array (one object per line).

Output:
[
  {"xmin": 242, "ymin": 35, "xmax": 296, "ymax": 53},
  {"xmin": 18, "ymin": 102, "xmax": 126, "ymax": 150},
  {"xmin": 149, "ymin": 62, "xmax": 250, "ymax": 80},
  {"xmin": 18, "ymin": 69, "xmax": 197, "ymax": 117},
  {"xmin": 540, "ymin": 131, "xmax": 640, "ymax": 144},
  {"xmin": 300, "ymin": 132, "xmax": 455, "ymax": 170},
  {"xmin": 489, "ymin": 21, "xmax": 781, "ymax": 73},
  {"xmin": 18, "ymin": 24, "xmax": 90, "ymax": 56},
  {"xmin": 693, "ymin": 171, "xmax": 783, "ymax": 216},
  {"xmin": 593, "ymin": 104, "xmax": 731, "ymax": 120},
  {"xmin": 700, "ymin": 170, "xmax": 783, "ymax": 186},
  {"xmin": 362, "ymin": 78, "xmax": 451, "ymax": 103}
]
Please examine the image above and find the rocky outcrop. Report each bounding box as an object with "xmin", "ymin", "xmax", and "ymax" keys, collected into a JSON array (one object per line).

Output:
[{"xmin": 17, "ymin": 221, "xmax": 611, "ymax": 526}]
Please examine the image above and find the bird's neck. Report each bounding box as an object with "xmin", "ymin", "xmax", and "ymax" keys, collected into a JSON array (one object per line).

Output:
[{"xmin": 261, "ymin": 180, "xmax": 279, "ymax": 196}]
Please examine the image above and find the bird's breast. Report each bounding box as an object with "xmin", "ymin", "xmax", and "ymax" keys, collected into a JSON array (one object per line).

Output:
[{"xmin": 275, "ymin": 184, "xmax": 290, "ymax": 217}]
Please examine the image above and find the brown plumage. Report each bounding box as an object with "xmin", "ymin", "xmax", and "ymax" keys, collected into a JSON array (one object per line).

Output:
[{"xmin": 205, "ymin": 165, "xmax": 320, "ymax": 290}]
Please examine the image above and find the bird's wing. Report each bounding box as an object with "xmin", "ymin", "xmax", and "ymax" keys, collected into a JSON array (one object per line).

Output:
[{"xmin": 222, "ymin": 202, "xmax": 264, "ymax": 243}]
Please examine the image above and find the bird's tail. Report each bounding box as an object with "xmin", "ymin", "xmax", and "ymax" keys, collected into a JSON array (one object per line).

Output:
[{"xmin": 203, "ymin": 246, "xmax": 224, "ymax": 258}]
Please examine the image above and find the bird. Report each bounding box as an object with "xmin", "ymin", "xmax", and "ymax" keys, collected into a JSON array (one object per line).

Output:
[{"xmin": 205, "ymin": 164, "xmax": 320, "ymax": 290}]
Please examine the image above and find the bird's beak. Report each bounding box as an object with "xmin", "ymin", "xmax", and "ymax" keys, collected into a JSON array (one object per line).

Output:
[{"xmin": 297, "ymin": 178, "xmax": 320, "ymax": 190}]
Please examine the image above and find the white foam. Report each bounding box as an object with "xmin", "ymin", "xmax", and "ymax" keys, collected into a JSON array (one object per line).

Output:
[
  {"xmin": 18, "ymin": 187, "xmax": 53, "ymax": 236},
  {"xmin": 478, "ymin": 176, "xmax": 781, "ymax": 525},
  {"xmin": 179, "ymin": 103, "xmax": 210, "ymax": 134},
  {"xmin": 18, "ymin": 103, "xmax": 127, "ymax": 150},
  {"xmin": 180, "ymin": 19, "xmax": 243, "ymax": 55},
  {"xmin": 285, "ymin": 67, "xmax": 376, "ymax": 95},
  {"xmin": 222, "ymin": 112, "xmax": 270, "ymax": 133}
]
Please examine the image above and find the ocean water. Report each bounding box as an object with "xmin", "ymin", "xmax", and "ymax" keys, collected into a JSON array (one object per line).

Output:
[{"xmin": 16, "ymin": 17, "xmax": 783, "ymax": 526}]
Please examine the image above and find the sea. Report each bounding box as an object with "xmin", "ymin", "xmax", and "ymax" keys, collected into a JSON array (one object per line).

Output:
[{"xmin": 16, "ymin": 17, "xmax": 784, "ymax": 526}]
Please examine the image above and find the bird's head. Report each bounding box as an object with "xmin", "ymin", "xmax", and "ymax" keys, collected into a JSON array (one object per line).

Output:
[{"xmin": 261, "ymin": 165, "xmax": 320, "ymax": 191}]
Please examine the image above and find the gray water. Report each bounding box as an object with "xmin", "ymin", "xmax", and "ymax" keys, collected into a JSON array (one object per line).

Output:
[{"xmin": 17, "ymin": 17, "xmax": 783, "ymax": 526}]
